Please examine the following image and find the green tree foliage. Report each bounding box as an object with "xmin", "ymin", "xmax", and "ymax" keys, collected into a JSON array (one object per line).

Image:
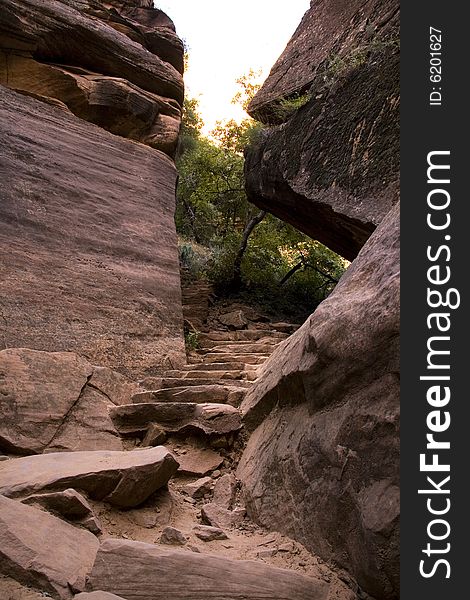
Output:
[
  {"xmin": 231, "ymin": 68, "xmax": 263, "ymax": 112},
  {"xmin": 175, "ymin": 72, "xmax": 347, "ymax": 319},
  {"xmin": 176, "ymin": 135, "xmax": 248, "ymax": 244},
  {"xmin": 177, "ymin": 97, "xmax": 204, "ymax": 157}
]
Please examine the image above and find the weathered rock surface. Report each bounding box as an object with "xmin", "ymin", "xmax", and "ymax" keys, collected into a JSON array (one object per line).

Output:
[
  {"xmin": 176, "ymin": 448, "xmax": 223, "ymax": 477},
  {"xmin": 22, "ymin": 488, "xmax": 102, "ymax": 534},
  {"xmin": 141, "ymin": 423, "xmax": 167, "ymax": 447},
  {"xmin": 218, "ymin": 310, "xmax": 249, "ymax": 330},
  {"xmin": 0, "ymin": 447, "xmax": 179, "ymax": 508},
  {"xmin": 88, "ymin": 367, "xmax": 140, "ymax": 407},
  {"xmin": 0, "ymin": 0, "xmax": 183, "ymax": 155},
  {"xmin": 0, "ymin": 495, "xmax": 99, "ymax": 599},
  {"xmin": 110, "ymin": 402, "xmax": 242, "ymax": 437},
  {"xmin": 87, "ymin": 538, "xmax": 330, "ymax": 599},
  {"xmin": 213, "ymin": 473, "xmax": 237, "ymax": 510},
  {"xmin": 201, "ymin": 503, "xmax": 246, "ymax": 530},
  {"xmin": 0, "ymin": 349, "xmax": 134, "ymax": 455},
  {"xmin": 0, "ymin": 88, "xmax": 185, "ymax": 377},
  {"xmin": 132, "ymin": 384, "xmax": 245, "ymax": 406},
  {"xmin": 193, "ymin": 525, "xmax": 228, "ymax": 542},
  {"xmin": 245, "ymin": 0, "xmax": 399, "ymax": 260},
  {"xmin": 237, "ymin": 205, "xmax": 400, "ymax": 599},
  {"xmin": 75, "ymin": 593, "xmax": 127, "ymax": 600},
  {"xmin": 159, "ymin": 526, "xmax": 187, "ymax": 546},
  {"xmin": 183, "ymin": 476, "xmax": 213, "ymax": 499}
]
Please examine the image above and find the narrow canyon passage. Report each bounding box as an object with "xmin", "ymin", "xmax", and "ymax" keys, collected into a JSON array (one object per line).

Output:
[{"xmin": 0, "ymin": 1, "xmax": 399, "ymax": 599}]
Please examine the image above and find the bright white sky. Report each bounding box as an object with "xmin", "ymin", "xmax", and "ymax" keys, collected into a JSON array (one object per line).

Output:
[{"xmin": 154, "ymin": 0, "xmax": 310, "ymax": 132}]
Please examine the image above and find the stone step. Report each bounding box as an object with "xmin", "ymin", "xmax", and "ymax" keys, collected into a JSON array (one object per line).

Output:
[
  {"xmin": 199, "ymin": 330, "xmax": 289, "ymax": 342},
  {"xmin": 184, "ymin": 361, "xmax": 255, "ymax": 372},
  {"xmin": 199, "ymin": 338, "xmax": 283, "ymax": 350},
  {"xmin": 161, "ymin": 369, "xmax": 258, "ymax": 383},
  {"xmin": 139, "ymin": 377, "xmax": 252, "ymax": 390},
  {"xmin": 110, "ymin": 402, "xmax": 242, "ymax": 437},
  {"xmin": 197, "ymin": 342, "xmax": 279, "ymax": 355},
  {"xmin": 271, "ymin": 322, "xmax": 301, "ymax": 333},
  {"xmin": 161, "ymin": 369, "xmax": 246, "ymax": 381},
  {"xmin": 132, "ymin": 385, "xmax": 245, "ymax": 407},
  {"xmin": 190, "ymin": 353, "xmax": 270, "ymax": 365}
]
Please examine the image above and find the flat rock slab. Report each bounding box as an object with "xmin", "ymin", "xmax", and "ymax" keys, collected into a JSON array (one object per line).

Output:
[
  {"xmin": 75, "ymin": 593, "xmax": 127, "ymax": 600},
  {"xmin": 201, "ymin": 503, "xmax": 246, "ymax": 530},
  {"xmin": 0, "ymin": 448, "xmax": 178, "ymax": 508},
  {"xmin": 176, "ymin": 448, "xmax": 223, "ymax": 477},
  {"xmin": 202, "ymin": 354, "xmax": 268, "ymax": 365},
  {"xmin": 183, "ymin": 476, "xmax": 213, "ymax": 499},
  {"xmin": 110, "ymin": 403, "xmax": 242, "ymax": 437},
  {"xmin": 193, "ymin": 525, "xmax": 228, "ymax": 542},
  {"xmin": 88, "ymin": 538, "xmax": 329, "ymax": 600},
  {"xmin": 218, "ymin": 310, "xmax": 248, "ymax": 329},
  {"xmin": 185, "ymin": 362, "xmax": 248, "ymax": 372},
  {"xmin": 0, "ymin": 495, "xmax": 99, "ymax": 599},
  {"xmin": 132, "ymin": 385, "xmax": 244, "ymax": 405}
]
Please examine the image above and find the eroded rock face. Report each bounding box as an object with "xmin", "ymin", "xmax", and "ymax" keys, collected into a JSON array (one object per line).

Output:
[
  {"xmin": 245, "ymin": 0, "xmax": 399, "ymax": 260},
  {"xmin": 0, "ymin": 495, "xmax": 99, "ymax": 599},
  {"xmin": 22, "ymin": 488, "xmax": 102, "ymax": 534},
  {"xmin": 0, "ymin": 88, "xmax": 185, "ymax": 377},
  {"xmin": 237, "ymin": 205, "xmax": 400, "ymax": 599},
  {"xmin": 0, "ymin": 0, "xmax": 183, "ymax": 156},
  {"xmin": 0, "ymin": 447, "xmax": 179, "ymax": 508},
  {"xmin": 87, "ymin": 538, "xmax": 330, "ymax": 600},
  {"xmin": 0, "ymin": 349, "xmax": 138, "ymax": 455}
]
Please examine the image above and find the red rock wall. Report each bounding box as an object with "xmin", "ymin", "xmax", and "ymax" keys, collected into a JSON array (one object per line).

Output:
[
  {"xmin": 0, "ymin": 1, "xmax": 186, "ymax": 377},
  {"xmin": 245, "ymin": 0, "xmax": 399, "ymax": 260},
  {"xmin": 238, "ymin": 205, "xmax": 400, "ymax": 599}
]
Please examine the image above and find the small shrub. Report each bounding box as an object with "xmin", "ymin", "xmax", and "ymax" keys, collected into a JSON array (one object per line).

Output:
[
  {"xmin": 185, "ymin": 330, "xmax": 200, "ymax": 351},
  {"xmin": 323, "ymin": 36, "xmax": 400, "ymax": 86},
  {"xmin": 179, "ymin": 238, "xmax": 212, "ymax": 280},
  {"xmin": 271, "ymin": 92, "xmax": 312, "ymax": 122}
]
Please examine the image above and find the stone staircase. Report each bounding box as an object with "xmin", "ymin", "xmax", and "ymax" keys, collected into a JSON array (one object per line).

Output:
[
  {"xmin": 108, "ymin": 284, "xmax": 302, "ymax": 494},
  {"xmin": 111, "ymin": 293, "xmax": 299, "ymax": 483},
  {"xmin": 181, "ymin": 278, "xmax": 213, "ymax": 332},
  {"xmin": 0, "ymin": 292, "xmax": 359, "ymax": 600}
]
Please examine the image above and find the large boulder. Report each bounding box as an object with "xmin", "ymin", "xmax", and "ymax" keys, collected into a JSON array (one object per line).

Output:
[
  {"xmin": 237, "ymin": 205, "xmax": 400, "ymax": 599},
  {"xmin": 0, "ymin": 87, "xmax": 185, "ymax": 377},
  {"xmin": 245, "ymin": 0, "xmax": 399, "ymax": 260},
  {"xmin": 87, "ymin": 538, "xmax": 330, "ymax": 599},
  {"xmin": 0, "ymin": 447, "xmax": 179, "ymax": 508},
  {"xmin": 0, "ymin": 495, "xmax": 99, "ymax": 599},
  {"xmin": 0, "ymin": 349, "xmax": 138, "ymax": 455}
]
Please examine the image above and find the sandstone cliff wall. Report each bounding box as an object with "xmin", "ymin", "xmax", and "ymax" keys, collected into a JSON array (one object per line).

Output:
[
  {"xmin": 245, "ymin": 0, "xmax": 399, "ymax": 260},
  {"xmin": 238, "ymin": 205, "xmax": 399, "ymax": 599},
  {"xmin": 0, "ymin": 0, "xmax": 186, "ymax": 376}
]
